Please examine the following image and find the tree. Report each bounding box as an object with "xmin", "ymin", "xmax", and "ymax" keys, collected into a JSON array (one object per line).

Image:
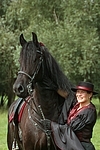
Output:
[
  {"xmin": 1, "ymin": 0, "xmax": 100, "ymax": 109},
  {"xmin": 0, "ymin": 19, "xmax": 18, "ymax": 107}
]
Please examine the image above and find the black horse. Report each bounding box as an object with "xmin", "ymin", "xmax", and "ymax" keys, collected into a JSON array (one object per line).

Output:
[{"xmin": 7, "ymin": 32, "xmax": 76, "ymax": 150}]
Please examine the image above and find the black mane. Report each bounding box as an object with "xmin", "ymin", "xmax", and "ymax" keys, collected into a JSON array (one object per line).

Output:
[{"xmin": 41, "ymin": 45, "xmax": 73, "ymax": 93}]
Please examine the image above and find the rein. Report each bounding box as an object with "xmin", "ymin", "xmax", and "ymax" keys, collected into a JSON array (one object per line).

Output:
[{"xmin": 26, "ymin": 95, "xmax": 57, "ymax": 150}]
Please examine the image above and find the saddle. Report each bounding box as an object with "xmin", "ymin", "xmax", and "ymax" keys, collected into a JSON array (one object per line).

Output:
[{"xmin": 9, "ymin": 97, "xmax": 31, "ymax": 125}]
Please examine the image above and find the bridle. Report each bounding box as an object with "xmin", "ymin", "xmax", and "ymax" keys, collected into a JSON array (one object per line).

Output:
[{"xmin": 18, "ymin": 49, "xmax": 43, "ymax": 95}]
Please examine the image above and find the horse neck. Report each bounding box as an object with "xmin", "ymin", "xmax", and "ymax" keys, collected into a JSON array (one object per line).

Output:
[{"xmin": 33, "ymin": 84, "xmax": 64, "ymax": 121}]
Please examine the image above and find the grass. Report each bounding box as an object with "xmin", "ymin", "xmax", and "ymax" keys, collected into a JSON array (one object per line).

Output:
[
  {"xmin": 92, "ymin": 98, "xmax": 100, "ymax": 150},
  {"xmin": 92, "ymin": 119, "xmax": 100, "ymax": 150},
  {"xmin": 0, "ymin": 99, "xmax": 100, "ymax": 150},
  {"xmin": 0, "ymin": 109, "xmax": 8, "ymax": 150}
]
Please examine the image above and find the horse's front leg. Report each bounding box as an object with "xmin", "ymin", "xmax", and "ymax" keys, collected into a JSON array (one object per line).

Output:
[
  {"xmin": 7, "ymin": 122, "xmax": 14, "ymax": 150},
  {"xmin": 22, "ymin": 123, "xmax": 47, "ymax": 150}
]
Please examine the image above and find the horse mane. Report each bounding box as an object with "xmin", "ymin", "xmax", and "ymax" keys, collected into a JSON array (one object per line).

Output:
[{"xmin": 41, "ymin": 45, "xmax": 73, "ymax": 93}]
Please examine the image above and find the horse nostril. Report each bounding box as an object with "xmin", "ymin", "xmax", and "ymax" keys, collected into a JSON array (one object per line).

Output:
[{"xmin": 18, "ymin": 84, "xmax": 24, "ymax": 93}]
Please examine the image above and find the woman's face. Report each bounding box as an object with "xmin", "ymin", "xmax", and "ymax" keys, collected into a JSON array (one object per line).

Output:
[{"xmin": 76, "ymin": 89, "xmax": 92, "ymax": 104}]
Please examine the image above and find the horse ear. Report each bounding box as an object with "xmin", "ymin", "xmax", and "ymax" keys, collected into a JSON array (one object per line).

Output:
[
  {"xmin": 20, "ymin": 34, "xmax": 27, "ymax": 46},
  {"xmin": 32, "ymin": 32, "xmax": 38, "ymax": 47}
]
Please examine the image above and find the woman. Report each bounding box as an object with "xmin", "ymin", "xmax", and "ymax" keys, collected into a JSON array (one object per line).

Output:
[
  {"xmin": 67, "ymin": 81, "xmax": 97, "ymax": 150},
  {"xmin": 42, "ymin": 81, "xmax": 98, "ymax": 150}
]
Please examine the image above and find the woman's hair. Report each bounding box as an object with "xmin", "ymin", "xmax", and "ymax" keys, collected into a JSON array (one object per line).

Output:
[{"xmin": 87, "ymin": 91, "xmax": 93, "ymax": 100}]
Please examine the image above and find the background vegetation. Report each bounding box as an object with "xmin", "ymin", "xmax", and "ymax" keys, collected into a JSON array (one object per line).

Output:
[
  {"xmin": 0, "ymin": 0, "xmax": 100, "ymax": 108},
  {"xmin": 0, "ymin": 1, "xmax": 100, "ymax": 110}
]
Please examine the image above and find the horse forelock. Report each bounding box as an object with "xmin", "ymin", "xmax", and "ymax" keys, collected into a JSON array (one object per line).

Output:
[{"xmin": 20, "ymin": 41, "xmax": 37, "ymax": 72}]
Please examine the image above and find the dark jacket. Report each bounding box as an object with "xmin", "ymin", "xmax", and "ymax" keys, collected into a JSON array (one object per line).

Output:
[
  {"xmin": 51, "ymin": 102, "xmax": 97, "ymax": 150},
  {"xmin": 67, "ymin": 102, "xmax": 97, "ymax": 142}
]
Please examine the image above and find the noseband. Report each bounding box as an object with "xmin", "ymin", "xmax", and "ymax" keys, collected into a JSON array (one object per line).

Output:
[{"xmin": 18, "ymin": 49, "xmax": 43, "ymax": 95}]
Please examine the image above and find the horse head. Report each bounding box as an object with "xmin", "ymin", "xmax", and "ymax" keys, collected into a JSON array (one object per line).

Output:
[{"xmin": 13, "ymin": 32, "xmax": 44, "ymax": 98}]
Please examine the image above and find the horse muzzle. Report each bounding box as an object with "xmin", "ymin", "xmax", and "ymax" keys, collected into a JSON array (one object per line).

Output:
[{"xmin": 13, "ymin": 83, "xmax": 28, "ymax": 98}]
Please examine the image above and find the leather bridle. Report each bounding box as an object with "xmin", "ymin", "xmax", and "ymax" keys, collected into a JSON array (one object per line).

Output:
[{"xmin": 18, "ymin": 49, "xmax": 43, "ymax": 95}]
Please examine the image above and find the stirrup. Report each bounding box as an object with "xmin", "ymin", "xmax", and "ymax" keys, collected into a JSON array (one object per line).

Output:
[{"xmin": 12, "ymin": 139, "xmax": 19, "ymax": 150}]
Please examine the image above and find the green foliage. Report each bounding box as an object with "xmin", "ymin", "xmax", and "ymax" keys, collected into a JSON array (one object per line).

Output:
[
  {"xmin": 0, "ymin": 19, "xmax": 18, "ymax": 106},
  {"xmin": 0, "ymin": 0, "xmax": 100, "ymax": 106},
  {"xmin": 0, "ymin": 0, "xmax": 11, "ymax": 16}
]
